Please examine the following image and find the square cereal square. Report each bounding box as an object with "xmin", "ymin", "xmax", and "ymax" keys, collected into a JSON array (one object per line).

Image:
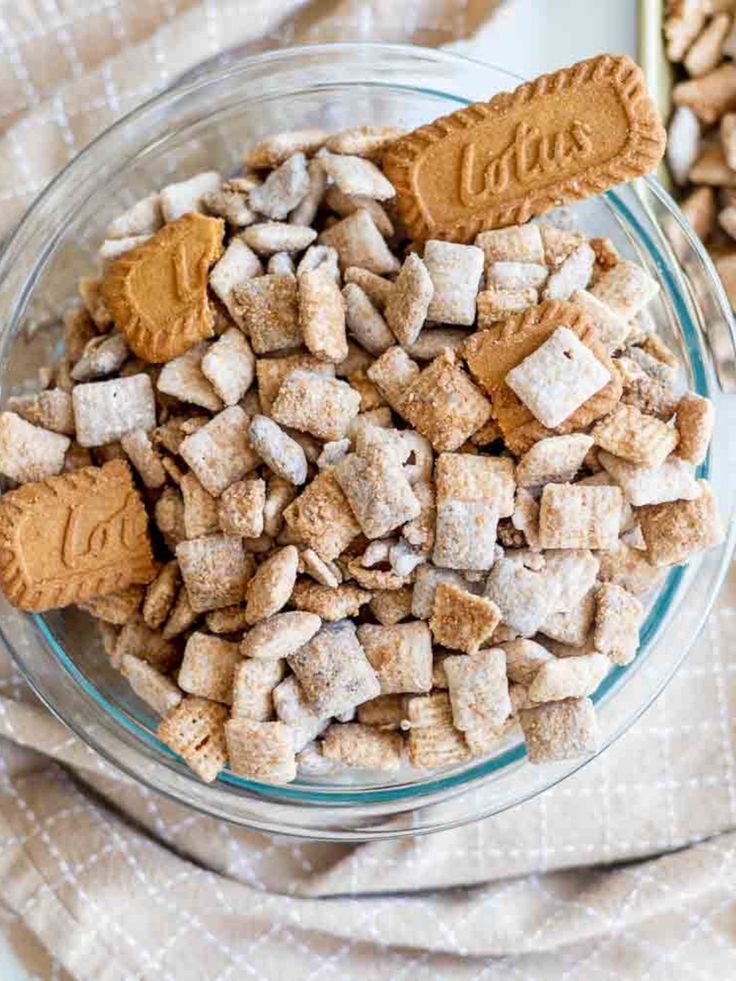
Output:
[{"xmin": 538, "ymin": 483, "xmax": 622, "ymax": 549}]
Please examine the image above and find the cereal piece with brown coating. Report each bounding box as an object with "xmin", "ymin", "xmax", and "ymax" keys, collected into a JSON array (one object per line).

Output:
[
  {"xmin": 366, "ymin": 346, "xmax": 420, "ymax": 414},
  {"xmin": 230, "ymin": 275, "xmax": 301, "ymax": 354},
  {"xmin": 528, "ymin": 653, "xmax": 609, "ymax": 702},
  {"xmin": 245, "ymin": 129, "xmax": 328, "ymax": 169},
  {"xmin": 320, "ymin": 153, "xmax": 396, "ymax": 200},
  {"xmin": 178, "ymin": 632, "xmax": 241, "ymax": 704},
  {"xmin": 476, "ymin": 286, "xmax": 538, "ymax": 327},
  {"xmin": 225, "ymin": 718, "xmax": 297, "ymax": 783},
  {"xmin": 433, "ymin": 499, "xmax": 499, "ymax": 571},
  {"xmin": 344, "ymin": 266, "xmax": 394, "ymax": 309},
  {"xmin": 241, "ymin": 610, "xmax": 321, "ymax": 660},
  {"xmin": 597, "ymin": 542, "xmax": 665, "ymax": 596},
  {"xmin": 292, "ymin": 581, "xmax": 371, "ymax": 620},
  {"xmin": 231, "ymin": 658, "xmax": 286, "ymax": 721},
  {"xmin": 79, "ymin": 585, "xmax": 144, "ymax": 626},
  {"xmin": 157, "ymin": 696, "xmax": 228, "ymax": 782},
  {"xmin": 243, "ymin": 222, "xmax": 317, "ymax": 255},
  {"xmin": 593, "ymin": 583, "xmax": 644, "ymax": 665},
  {"xmin": 356, "ymin": 622, "xmax": 432, "ymax": 694},
  {"xmin": 385, "ymin": 253, "xmax": 434, "ymax": 346},
  {"xmin": 319, "ymin": 210, "xmax": 400, "ymax": 275},
  {"xmin": 519, "ymin": 697, "xmax": 598, "ymax": 764},
  {"xmin": 176, "ymin": 534, "xmax": 250, "ymax": 612},
  {"xmin": 592, "ymin": 404, "xmax": 679, "ymax": 468},
  {"xmin": 430, "ymin": 582, "xmax": 502, "ymax": 654},
  {"xmin": 589, "ymin": 260, "xmax": 659, "ymax": 320},
  {"xmin": 436, "ymin": 452, "xmax": 515, "ymax": 517},
  {"xmin": 444, "ymin": 647, "xmax": 511, "ymax": 732},
  {"xmin": 218, "ymin": 478, "xmax": 266, "ymax": 538},
  {"xmin": 271, "ymin": 370, "xmax": 361, "ymax": 441},
  {"xmin": 321, "ymin": 722, "xmax": 403, "ymax": 770},
  {"xmin": 205, "ymin": 604, "xmax": 250, "ymax": 634},
  {"xmin": 120, "ymin": 429, "xmax": 166, "ymax": 488},
  {"xmin": 180, "ymin": 472, "xmax": 220, "ymax": 539},
  {"xmin": 356, "ymin": 693, "xmax": 407, "ymax": 728},
  {"xmin": 120, "ymin": 654, "xmax": 182, "ymax": 716},
  {"xmin": 142, "ymin": 561, "xmax": 180, "ymax": 630},
  {"xmin": 674, "ymin": 392, "xmax": 714, "ymax": 465},
  {"xmin": 638, "ymin": 479, "xmax": 723, "ymax": 566},
  {"xmin": 342, "ymin": 283, "xmax": 395, "ymax": 356},
  {"xmin": 162, "ymin": 586, "xmax": 198, "ymax": 640},
  {"xmin": 288, "ymin": 621, "xmax": 380, "ymax": 716},
  {"xmin": 179, "ymin": 406, "xmax": 260, "ymax": 497},
  {"xmin": 538, "ymin": 484, "xmax": 622, "ymax": 549},
  {"xmin": 245, "ymin": 545, "xmax": 298, "ymax": 624},
  {"xmin": 283, "ymin": 469, "xmax": 360, "ymax": 560},
  {"xmin": 516, "ymin": 434, "xmax": 593, "ymax": 488},
  {"xmin": 502, "ymin": 638, "xmax": 554, "ymax": 685},
  {"xmin": 7, "ymin": 388, "xmax": 75, "ymax": 436},
  {"xmin": 475, "ymin": 224, "xmax": 545, "ymax": 265},
  {"xmin": 298, "ymin": 268, "xmax": 348, "ymax": 363}
]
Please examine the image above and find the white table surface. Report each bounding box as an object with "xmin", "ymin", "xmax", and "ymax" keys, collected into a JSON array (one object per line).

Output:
[{"xmin": 0, "ymin": 1, "xmax": 637, "ymax": 977}]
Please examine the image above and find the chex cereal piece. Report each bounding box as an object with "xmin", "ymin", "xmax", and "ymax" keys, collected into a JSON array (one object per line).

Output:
[
  {"xmin": 476, "ymin": 286, "xmax": 538, "ymax": 327},
  {"xmin": 402, "ymin": 350, "xmax": 491, "ymax": 452},
  {"xmin": 433, "ymin": 499, "xmax": 498, "ymax": 571},
  {"xmin": 180, "ymin": 473, "xmax": 219, "ymax": 538},
  {"xmin": 589, "ymin": 260, "xmax": 659, "ymax": 320},
  {"xmin": 76, "ymin": 280, "xmax": 110, "ymax": 336},
  {"xmin": 202, "ymin": 187, "xmax": 255, "ymax": 227},
  {"xmin": 245, "ymin": 129, "xmax": 328, "ymax": 169},
  {"xmin": 638, "ymin": 479, "xmax": 723, "ymax": 567},
  {"xmin": 106, "ymin": 192, "xmax": 162, "ymax": 239},
  {"xmin": 343, "ymin": 283, "xmax": 394, "ymax": 356},
  {"xmin": 322, "ymin": 722, "xmax": 403, "ymax": 771},
  {"xmin": 540, "ymin": 225, "xmax": 585, "ymax": 266},
  {"xmin": 157, "ymin": 696, "xmax": 228, "ymax": 783},
  {"xmin": 320, "ymin": 153, "xmax": 395, "ymax": 200},
  {"xmin": 385, "ymin": 253, "xmax": 434, "ymax": 346},
  {"xmin": 243, "ymin": 222, "xmax": 317, "ymax": 255},
  {"xmin": 154, "ymin": 487, "xmax": 186, "ymax": 549},
  {"xmin": 72, "ymin": 374, "xmax": 155, "ymax": 447},
  {"xmin": 273, "ymin": 675, "xmax": 329, "ymax": 750},
  {"xmin": 430, "ymin": 582, "xmax": 501, "ymax": 654},
  {"xmin": 366, "ymin": 346, "xmax": 420, "ymax": 414},
  {"xmin": 319, "ymin": 210, "xmax": 400, "ymax": 275},
  {"xmin": 200, "ymin": 328, "xmax": 255, "ymax": 406},
  {"xmin": 592, "ymin": 404, "xmax": 678, "ymax": 468},
  {"xmin": 179, "ymin": 406, "xmax": 259, "ymax": 497},
  {"xmin": 405, "ymin": 328, "xmax": 467, "ymax": 361},
  {"xmin": 404, "ymin": 690, "xmax": 452, "ymax": 727},
  {"xmin": 142, "ymin": 561, "xmax": 180, "ymax": 630},
  {"xmin": 241, "ymin": 611, "xmax": 321, "ymax": 660},
  {"xmin": 157, "ymin": 344, "xmax": 223, "ymax": 411},
  {"xmin": 230, "ymin": 275, "xmax": 300, "ymax": 354},
  {"xmin": 271, "ymin": 370, "xmax": 361, "ymax": 441},
  {"xmin": 597, "ymin": 450, "xmax": 698, "ymax": 507},
  {"xmin": 70, "ymin": 333, "xmax": 128, "ymax": 383},
  {"xmin": 178, "ymin": 632, "xmax": 241, "ymax": 704},
  {"xmin": 475, "ymin": 224, "xmax": 545, "ymax": 265},
  {"xmin": 412, "ymin": 565, "xmax": 470, "ymax": 620},
  {"xmin": 218, "ymin": 478, "xmax": 266, "ymax": 538},
  {"xmin": 225, "ymin": 718, "xmax": 297, "ymax": 784},
  {"xmin": 291, "ymin": 581, "xmax": 370, "ymax": 621},
  {"xmin": 7, "ymin": 388, "xmax": 75, "ymax": 436},
  {"xmin": 161, "ymin": 586, "xmax": 198, "ymax": 639},
  {"xmin": 325, "ymin": 124, "xmax": 403, "ymax": 158},
  {"xmin": 435, "ymin": 453, "xmax": 515, "ymax": 517},
  {"xmin": 159, "ymin": 171, "xmax": 220, "ymax": 221},
  {"xmin": 542, "ymin": 243, "xmax": 595, "ymax": 301},
  {"xmin": 619, "ymin": 350, "xmax": 684, "ymax": 421},
  {"xmin": 249, "ymin": 152, "xmax": 310, "ymax": 220},
  {"xmin": 346, "ymin": 556, "xmax": 406, "ymax": 592},
  {"xmin": 206, "ymin": 604, "xmax": 250, "ymax": 634},
  {"xmin": 485, "ymin": 555, "xmax": 562, "ymax": 636},
  {"xmin": 486, "ymin": 261, "xmax": 548, "ymax": 291},
  {"xmin": 209, "ymin": 238, "xmax": 263, "ymax": 325},
  {"xmin": 256, "ymin": 353, "xmax": 334, "ymax": 415},
  {"xmin": 502, "ymin": 638, "xmax": 554, "ymax": 685},
  {"xmin": 506, "ymin": 327, "xmax": 612, "ymax": 429},
  {"xmin": 298, "ymin": 268, "xmax": 348, "ymax": 363},
  {"xmin": 408, "ymin": 722, "xmax": 470, "ymax": 768},
  {"xmin": 98, "ymin": 235, "xmax": 152, "ymax": 266},
  {"xmin": 248, "ymin": 415, "xmax": 307, "ymax": 486},
  {"xmin": 422, "ymin": 240, "xmax": 483, "ymax": 326},
  {"xmin": 335, "ymin": 445, "xmax": 420, "ymax": 539},
  {"xmin": 344, "ymin": 266, "xmax": 394, "ymax": 309},
  {"xmin": 519, "ymin": 697, "xmax": 598, "ymax": 764},
  {"xmin": 268, "ymin": 252, "xmax": 296, "ymax": 275},
  {"xmin": 289, "ymin": 158, "xmax": 327, "ymax": 226},
  {"xmin": 444, "ymin": 647, "xmax": 511, "ymax": 731},
  {"xmin": 516, "ymin": 434, "xmax": 593, "ymax": 487},
  {"xmin": 528, "ymin": 653, "xmax": 609, "ymax": 703},
  {"xmin": 356, "ymin": 622, "xmax": 432, "ymax": 694},
  {"xmin": 288, "ymin": 621, "xmax": 380, "ymax": 716},
  {"xmin": 284, "ymin": 469, "xmax": 360, "ymax": 560},
  {"xmin": 244, "ymin": 545, "xmax": 298, "ymax": 624},
  {"xmin": 511, "ymin": 487, "xmax": 541, "ymax": 549},
  {"xmin": 356, "ymin": 693, "xmax": 407, "ymax": 727},
  {"xmin": 539, "ymin": 590, "xmax": 596, "ymax": 647},
  {"xmin": 369, "ymin": 586, "xmax": 413, "ymax": 626},
  {"xmin": 324, "ymin": 185, "xmax": 394, "ymax": 237},
  {"xmin": 0, "ymin": 412, "xmax": 70, "ymax": 483},
  {"xmin": 538, "ymin": 483, "xmax": 622, "ymax": 549},
  {"xmin": 569, "ymin": 289, "xmax": 631, "ymax": 352},
  {"xmin": 231, "ymin": 658, "xmax": 285, "ymax": 721},
  {"xmin": 597, "ymin": 541, "xmax": 665, "ymax": 596},
  {"xmin": 593, "ymin": 583, "xmax": 644, "ymax": 666},
  {"xmin": 176, "ymin": 534, "xmax": 249, "ymax": 612},
  {"xmin": 113, "ymin": 616, "xmax": 178, "ymax": 671},
  {"xmin": 300, "ymin": 547, "xmax": 341, "ymax": 587},
  {"xmin": 120, "ymin": 429, "xmax": 166, "ymax": 489},
  {"xmin": 79, "ymin": 585, "xmax": 144, "ymax": 625},
  {"xmin": 675, "ymin": 392, "xmax": 714, "ymax": 465},
  {"xmin": 544, "ymin": 549, "xmax": 600, "ymax": 613},
  {"xmin": 120, "ymin": 655, "xmax": 182, "ymax": 716},
  {"xmin": 262, "ymin": 476, "xmax": 296, "ymax": 538}
]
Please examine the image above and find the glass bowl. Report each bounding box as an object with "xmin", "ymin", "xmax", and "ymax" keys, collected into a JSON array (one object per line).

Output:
[{"xmin": 0, "ymin": 43, "xmax": 734, "ymax": 841}]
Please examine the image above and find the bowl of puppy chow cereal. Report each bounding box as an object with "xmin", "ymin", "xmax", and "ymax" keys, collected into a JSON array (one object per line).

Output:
[{"xmin": 0, "ymin": 43, "xmax": 734, "ymax": 839}]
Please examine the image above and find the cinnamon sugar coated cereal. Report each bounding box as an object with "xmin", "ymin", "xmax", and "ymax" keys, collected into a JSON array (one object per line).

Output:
[{"xmin": 0, "ymin": 62, "xmax": 723, "ymax": 786}]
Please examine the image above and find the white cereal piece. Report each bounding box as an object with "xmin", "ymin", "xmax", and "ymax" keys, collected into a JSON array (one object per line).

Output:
[
  {"xmin": 593, "ymin": 582, "xmax": 645, "ymax": 665},
  {"xmin": 506, "ymin": 327, "xmax": 611, "ymax": 429},
  {"xmin": 267, "ymin": 252, "xmax": 296, "ymax": 276},
  {"xmin": 272, "ymin": 675, "xmax": 329, "ymax": 751},
  {"xmin": 485, "ymin": 555, "xmax": 562, "ymax": 637},
  {"xmin": 486, "ymin": 261, "xmax": 548, "ymax": 291},
  {"xmin": 502, "ymin": 638, "xmax": 555, "ymax": 685},
  {"xmin": 271, "ymin": 370, "xmax": 361, "ymax": 441},
  {"xmin": 321, "ymin": 722, "xmax": 404, "ymax": 771},
  {"xmin": 249, "ymin": 414, "xmax": 308, "ymax": 485},
  {"xmin": 201, "ymin": 329, "xmax": 255, "ymax": 406},
  {"xmin": 262, "ymin": 476, "xmax": 296, "ymax": 538},
  {"xmin": 538, "ymin": 483, "xmax": 622, "ymax": 549},
  {"xmin": 590, "ymin": 260, "xmax": 659, "ymax": 320},
  {"xmin": 157, "ymin": 344, "xmax": 224, "ymax": 412},
  {"xmin": 539, "ymin": 589, "xmax": 596, "ymax": 647},
  {"xmin": 288, "ymin": 621, "xmax": 380, "ymax": 717},
  {"xmin": 516, "ymin": 433, "xmax": 594, "ymax": 487},
  {"xmin": 667, "ymin": 106, "xmax": 701, "ymax": 185},
  {"xmin": 157, "ymin": 696, "xmax": 228, "ymax": 783},
  {"xmin": 0, "ymin": 412, "xmax": 70, "ymax": 483},
  {"xmin": 539, "ymin": 224, "xmax": 585, "ymax": 268},
  {"xmin": 570, "ymin": 289, "xmax": 632, "ymax": 352},
  {"xmin": 389, "ymin": 539, "xmax": 427, "ymax": 577},
  {"xmin": 597, "ymin": 541, "xmax": 666, "ymax": 596},
  {"xmin": 528, "ymin": 653, "xmax": 609, "ymax": 703},
  {"xmin": 176, "ymin": 534, "xmax": 249, "ymax": 612},
  {"xmin": 398, "ymin": 430, "xmax": 433, "ymax": 486},
  {"xmin": 423, "ymin": 240, "xmax": 484, "ymax": 326},
  {"xmin": 300, "ymin": 547, "xmax": 342, "ymax": 588},
  {"xmin": 298, "ymin": 268, "xmax": 348, "ymax": 363},
  {"xmin": 70, "ymin": 333, "xmax": 129, "ymax": 382},
  {"xmin": 120, "ymin": 655, "xmax": 182, "ymax": 716},
  {"xmin": 243, "ymin": 222, "xmax": 317, "ymax": 255},
  {"xmin": 324, "ymin": 184, "xmax": 394, "ymax": 238},
  {"xmin": 230, "ymin": 658, "xmax": 285, "ymax": 721},
  {"xmin": 316, "ymin": 438, "xmax": 351, "ymax": 470},
  {"xmin": 289, "ymin": 158, "xmax": 327, "ymax": 227},
  {"xmin": 675, "ymin": 392, "xmax": 714, "ymax": 465},
  {"xmin": 411, "ymin": 565, "xmax": 470, "ymax": 620},
  {"xmin": 357, "ymin": 621, "xmax": 433, "ymax": 694},
  {"xmin": 542, "ymin": 243, "xmax": 595, "ymax": 301},
  {"xmin": 249, "ymin": 152, "xmax": 310, "ymax": 220},
  {"xmin": 342, "ymin": 283, "xmax": 395, "ymax": 356},
  {"xmin": 225, "ymin": 718, "xmax": 297, "ymax": 784},
  {"xmin": 476, "ymin": 286, "xmax": 539, "ymax": 327},
  {"xmin": 245, "ymin": 129, "xmax": 328, "ymax": 169},
  {"xmin": 160, "ymin": 170, "xmax": 221, "ymax": 222},
  {"xmin": 178, "ymin": 632, "xmax": 241, "ymax": 704},
  {"xmin": 475, "ymin": 224, "xmax": 545, "ymax": 265},
  {"xmin": 241, "ymin": 610, "xmax": 321, "ymax": 660},
  {"xmin": 179, "ymin": 406, "xmax": 259, "ymax": 496},
  {"xmin": 120, "ymin": 429, "xmax": 166, "ymax": 489},
  {"xmin": 72, "ymin": 374, "xmax": 156, "ymax": 447},
  {"xmin": 592, "ymin": 404, "xmax": 678, "ymax": 468},
  {"xmin": 435, "ymin": 452, "xmax": 515, "ymax": 517},
  {"xmin": 519, "ymin": 697, "xmax": 598, "ymax": 763},
  {"xmin": 326, "ymin": 124, "xmax": 403, "ymax": 158},
  {"xmin": 366, "ymin": 346, "xmax": 420, "ymax": 413},
  {"xmin": 320, "ymin": 153, "xmax": 395, "ymax": 200},
  {"xmin": 597, "ymin": 449, "xmax": 699, "ymax": 506},
  {"xmin": 405, "ymin": 328, "xmax": 468, "ymax": 361},
  {"xmin": 105, "ymin": 192, "xmax": 163, "ymax": 239},
  {"xmin": 408, "ymin": 718, "xmax": 470, "ymax": 768},
  {"xmin": 344, "ymin": 266, "xmax": 394, "ymax": 309},
  {"xmin": 511, "ymin": 486, "xmax": 541, "ymax": 549},
  {"xmin": 433, "ymin": 500, "xmax": 499, "ymax": 571},
  {"xmin": 296, "ymin": 243, "xmax": 340, "ymax": 281},
  {"xmin": 98, "ymin": 235, "xmax": 151, "ymax": 267},
  {"xmin": 335, "ymin": 444, "xmax": 420, "ymax": 539},
  {"xmin": 444, "ymin": 647, "xmax": 511, "ymax": 731},
  {"xmin": 6, "ymin": 388, "xmax": 75, "ymax": 436},
  {"xmin": 385, "ymin": 253, "xmax": 434, "ymax": 346},
  {"xmin": 401, "ymin": 479, "xmax": 436, "ymax": 550},
  {"xmin": 209, "ymin": 238, "xmax": 263, "ymax": 327},
  {"xmin": 202, "ymin": 187, "xmax": 255, "ymax": 228},
  {"xmin": 544, "ymin": 549, "xmax": 600, "ymax": 613},
  {"xmin": 244, "ymin": 545, "xmax": 298, "ymax": 625},
  {"xmin": 319, "ymin": 210, "xmax": 400, "ymax": 276},
  {"xmin": 218, "ymin": 477, "xmax": 266, "ymax": 538}
]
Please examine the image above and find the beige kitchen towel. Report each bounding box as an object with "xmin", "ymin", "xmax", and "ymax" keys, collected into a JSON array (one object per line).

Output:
[{"xmin": 1, "ymin": 2, "xmax": 736, "ymax": 979}]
